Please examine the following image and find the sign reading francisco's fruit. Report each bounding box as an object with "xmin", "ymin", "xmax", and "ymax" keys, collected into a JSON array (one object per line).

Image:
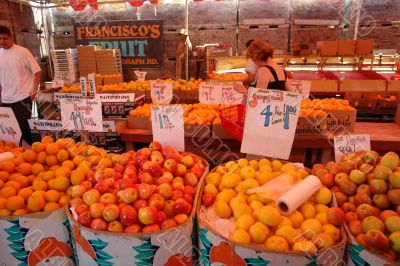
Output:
[
  {"xmin": 289, "ymin": 80, "xmax": 311, "ymax": 99},
  {"xmin": 151, "ymin": 81, "xmax": 173, "ymax": 104},
  {"xmin": 334, "ymin": 134, "xmax": 371, "ymax": 162},
  {"xmin": 74, "ymin": 20, "xmax": 163, "ymax": 68},
  {"xmin": 151, "ymin": 105, "xmax": 184, "ymax": 151},
  {"xmin": 199, "ymin": 83, "xmax": 222, "ymax": 104},
  {"xmin": 59, "ymin": 97, "xmax": 103, "ymax": 132},
  {"xmin": 241, "ymin": 88, "xmax": 301, "ymax": 160},
  {"xmin": 134, "ymin": 71, "xmax": 147, "ymax": 81},
  {"xmin": 0, "ymin": 107, "xmax": 21, "ymax": 145}
]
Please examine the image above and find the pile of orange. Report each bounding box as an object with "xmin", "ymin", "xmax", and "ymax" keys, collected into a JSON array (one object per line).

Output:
[
  {"xmin": 0, "ymin": 141, "xmax": 24, "ymax": 155},
  {"xmin": 207, "ymin": 72, "xmax": 248, "ymax": 81}
]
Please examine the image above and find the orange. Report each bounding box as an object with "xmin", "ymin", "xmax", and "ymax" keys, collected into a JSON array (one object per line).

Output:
[
  {"xmin": 70, "ymin": 170, "xmax": 85, "ymax": 186},
  {"xmin": 49, "ymin": 165, "xmax": 60, "ymax": 171},
  {"xmin": 55, "ymin": 166, "xmax": 71, "ymax": 178},
  {"xmin": 31, "ymin": 142, "xmax": 45, "ymax": 152},
  {"xmin": 4, "ymin": 181, "xmax": 21, "ymax": 191},
  {"xmin": 36, "ymin": 151, "xmax": 48, "ymax": 164},
  {"xmin": 0, "ymin": 198, "xmax": 6, "ymax": 209},
  {"xmin": 31, "ymin": 190, "xmax": 46, "ymax": 198},
  {"xmin": 42, "ymin": 171, "xmax": 55, "ymax": 182},
  {"xmin": 0, "ymin": 186, "xmax": 17, "ymax": 198},
  {"xmin": 22, "ymin": 150, "xmax": 37, "ymax": 162},
  {"xmin": 27, "ymin": 175, "xmax": 36, "ymax": 182},
  {"xmin": 44, "ymin": 202, "xmax": 61, "ymax": 211},
  {"xmin": 41, "ymin": 136, "xmax": 54, "ymax": 143},
  {"xmin": 45, "ymin": 155, "xmax": 58, "ymax": 166},
  {"xmin": 56, "ymin": 149, "xmax": 69, "ymax": 162},
  {"xmin": 6, "ymin": 196, "xmax": 25, "ymax": 211},
  {"xmin": 72, "ymin": 156, "xmax": 83, "ymax": 167},
  {"xmin": 44, "ymin": 190, "xmax": 61, "ymax": 202},
  {"xmin": 0, "ymin": 209, "xmax": 11, "ymax": 217},
  {"xmin": 45, "ymin": 143, "xmax": 59, "ymax": 155},
  {"xmin": 13, "ymin": 209, "xmax": 28, "ymax": 216},
  {"xmin": 62, "ymin": 160, "xmax": 75, "ymax": 170},
  {"xmin": 32, "ymin": 180, "xmax": 47, "ymax": 191},
  {"xmin": 17, "ymin": 163, "xmax": 32, "ymax": 176},
  {"xmin": 13, "ymin": 175, "xmax": 29, "ymax": 188},
  {"xmin": 0, "ymin": 171, "xmax": 9, "ymax": 181},
  {"xmin": 58, "ymin": 195, "xmax": 71, "ymax": 206},
  {"xmin": 32, "ymin": 163, "xmax": 45, "ymax": 176},
  {"xmin": 1, "ymin": 161, "xmax": 16, "ymax": 174},
  {"xmin": 48, "ymin": 176, "xmax": 70, "ymax": 192},
  {"xmin": 0, "ymin": 179, "xmax": 3, "ymax": 189},
  {"xmin": 13, "ymin": 156, "xmax": 25, "ymax": 166},
  {"xmin": 27, "ymin": 195, "xmax": 45, "ymax": 212},
  {"xmin": 18, "ymin": 187, "xmax": 33, "ymax": 200}
]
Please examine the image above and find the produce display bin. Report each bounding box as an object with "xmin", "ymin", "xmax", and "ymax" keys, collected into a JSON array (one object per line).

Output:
[
  {"xmin": 334, "ymin": 71, "xmax": 387, "ymax": 92},
  {"xmin": 288, "ymin": 72, "xmax": 339, "ymax": 92}
]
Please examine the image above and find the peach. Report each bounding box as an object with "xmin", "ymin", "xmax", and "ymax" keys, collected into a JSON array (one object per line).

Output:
[{"xmin": 362, "ymin": 216, "xmax": 385, "ymax": 233}]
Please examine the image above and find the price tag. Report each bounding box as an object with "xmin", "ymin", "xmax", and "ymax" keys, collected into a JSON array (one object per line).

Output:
[
  {"xmin": 151, "ymin": 82, "xmax": 173, "ymax": 104},
  {"xmin": 52, "ymin": 79, "xmax": 64, "ymax": 89},
  {"xmin": 0, "ymin": 107, "xmax": 22, "ymax": 145},
  {"xmin": 151, "ymin": 105, "xmax": 184, "ymax": 151},
  {"xmin": 241, "ymin": 88, "xmax": 301, "ymax": 160},
  {"xmin": 199, "ymin": 82, "xmax": 222, "ymax": 104},
  {"xmin": 334, "ymin": 134, "xmax": 371, "ymax": 162},
  {"xmin": 221, "ymin": 83, "xmax": 244, "ymax": 104},
  {"xmin": 59, "ymin": 97, "xmax": 103, "ymax": 132},
  {"xmin": 135, "ymin": 71, "xmax": 147, "ymax": 81},
  {"xmin": 87, "ymin": 74, "xmax": 97, "ymax": 98},
  {"xmin": 289, "ymin": 80, "xmax": 311, "ymax": 99},
  {"xmin": 80, "ymin": 77, "xmax": 88, "ymax": 98}
]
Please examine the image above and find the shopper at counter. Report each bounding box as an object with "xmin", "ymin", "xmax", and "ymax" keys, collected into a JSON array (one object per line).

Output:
[
  {"xmin": 246, "ymin": 40, "xmax": 288, "ymax": 91},
  {"xmin": 0, "ymin": 26, "xmax": 41, "ymax": 145},
  {"xmin": 242, "ymin": 39, "xmax": 257, "ymax": 88}
]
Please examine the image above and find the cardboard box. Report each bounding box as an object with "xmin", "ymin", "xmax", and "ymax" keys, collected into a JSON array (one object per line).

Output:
[
  {"xmin": 324, "ymin": 109, "xmax": 357, "ymax": 132},
  {"xmin": 317, "ymin": 40, "xmax": 338, "ymax": 56},
  {"xmin": 375, "ymin": 100, "xmax": 399, "ymax": 114},
  {"xmin": 356, "ymin": 39, "xmax": 374, "ymax": 55},
  {"xmin": 127, "ymin": 116, "xmax": 151, "ymax": 130},
  {"xmin": 388, "ymin": 80, "xmax": 400, "ymax": 91},
  {"xmin": 295, "ymin": 116, "xmax": 329, "ymax": 138},
  {"xmin": 339, "ymin": 80, "xmax": 386, "ymax": 92},
  {"xmin": 103, "ymin": 76, "xmax": 123, "ymax": 85},
  {"xmin": 212, "ymin": 123, "xmax": 235, "ymax": 139},
  {"xmin": 184, "ymin": 124, "xmax": 211, "ymax": 138},
  {"xmin": 338, "ymin": 40, "xmax": 356, "ymax": 56},
  {"xmin": 310, "ymin": 80, "xmax": 339, "ymax": 92},
  {"xmin": 344, "ymin": 92, "xmax": 378, "ymax": 113}
]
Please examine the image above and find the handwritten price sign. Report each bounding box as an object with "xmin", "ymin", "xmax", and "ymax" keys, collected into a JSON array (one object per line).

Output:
[
  {"xmin": 135, "ymin": 71, "xmax": 147, "ymax": 81},
  {"xmin": 221, "ymin": 83, "xmax": 244, "ymax": 104},
  {"xmin": 87, "ymin": 73, "xmax": 97, "ymax": 98},
  {"xmin": 289, "ymin": 80, "xmax": 311, "ymax": 99},
  {"xmin": 0, "ymin": 107, "xmax": 21, "ymax": 145},
  {"xmin": 241, "ymin": 88, "xmax": 301, "ymax": 160},
  {"xmin": 80, "ymin": 77, "xmax": 88, "ymax": 98},
  {"xmin": 151, "ymin": 82, "xmax": 173, "ymax": 104},
  {"xmin": 59, "ymin": 97, "xmax": 103, "ymax": 132},
  {"xmin": 334, "ymin": 134, "xmax": 371, "ymax": 162},
  {"xmin": 151, "ymin": 105, "xmax": 184, "ymax": 151},
  {"xmin": 199, "ymin": 82, "xmax": 222, "ymax": 104}
]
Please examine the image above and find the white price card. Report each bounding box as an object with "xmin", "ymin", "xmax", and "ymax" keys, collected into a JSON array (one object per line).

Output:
[
  {"xmin": 0, "ymin": 107, "xmax": 22, "ymax": 145},
  {"xmin": 80, "ymin": 77, "xmax": 88, "ymax": 98},
  {"xmin": 199, "ymin": 82, "xmax": 223, "ymax": 104},
  {"xmin": 289, "ymin": 80, "xmax": 311, "ymax": 99},
  {"xmin": 87, "ymin": 73, "xmax": 97, "ymax": 98},
  {"xmin": 151, "ymin": 105, "xmax": 184, "ymax": 151},
  {"xmin": 241, "ymin": 88, "xmax": 301, "ymax": 160},
  {"xmin": 221, "ymin": 83, "xmax": 244, "ymax": 104},
  {"xmin": 135, "ymin": 71, "xmax": 147, "ymax": 81},
  {"xmin": 59, "ymin": 97, "xmax": 103, "ymax": 132},
  {"xmin": 334, "ymin": 134, "xmax": 371, "ymax": 162},
  {"xmin": 151, "ymin": 81, "xmax": 173, "ymax": 104},
  {"xmin": 52, "ymin": 79, "xmax": 64, "ymax": 89}
]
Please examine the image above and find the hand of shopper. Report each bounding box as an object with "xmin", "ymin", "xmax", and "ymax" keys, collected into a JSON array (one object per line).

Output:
[{"xmin": 30, "ymin": 89, "xmax": 37, "ymax": 100}]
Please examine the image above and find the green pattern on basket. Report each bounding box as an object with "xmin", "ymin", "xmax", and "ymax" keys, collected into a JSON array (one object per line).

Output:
[
  {"xmin": 89, "ymin": 239, "xmax": 113, "ymax": 266},
  {"xmin": 133, "ymin": 237, "xmax": 160, "ymax": 266},
  {"xmin": 63, "ymin": 219, "xmax": 77, "ymax": 264},
  {"xmin": 349, "ymin": 243, "xmax": 370, "ymax": 266},
  {"xmin": 4, "ymin": 219, "xmax": 29, "ymax": 266},
  {"xmin": 199, "ymin": 227, "xmax": 212, "ymax": 266},
  {"xmin": 303, "ymin": 253, "xmax": 319, "ymax": 266},
  {"xmin": 244, "ymin": 256, "xmax": 270, "ymax": 266}
]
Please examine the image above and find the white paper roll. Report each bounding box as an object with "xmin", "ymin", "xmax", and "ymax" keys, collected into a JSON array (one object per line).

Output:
[
  {"xmin": 0, "ymin": 152, "xmax": 14, "ymax": 162},
  {"xmin": 275, "ymin": 175, "xmax": 321, "ymax": 216}
]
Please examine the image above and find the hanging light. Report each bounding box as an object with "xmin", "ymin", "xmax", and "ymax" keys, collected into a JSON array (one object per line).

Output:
[{"xmin": 129, "ymin": 0, "xmax": 144, "ymax": 7}]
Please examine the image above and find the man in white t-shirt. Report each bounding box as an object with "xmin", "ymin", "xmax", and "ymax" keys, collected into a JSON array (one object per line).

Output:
[
  {"xmin": 0, "ymin": 26, "xmax": 41, "ymax": 145},
  {"xmin": 242, "ymin": 39, "xmax": 258, "ymax": 88}
]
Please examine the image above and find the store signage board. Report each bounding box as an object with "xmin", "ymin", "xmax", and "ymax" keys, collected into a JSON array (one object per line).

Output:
[
  {"xmin": 99, "ymin": 93, "xmax": 136, "ymax": 118},
  {"xmin": 28, "ymin": 119, "xmax": 81, "ymax": 143},
  {"xmin": 151, "ymin": 105, "xmax": 184, "ymax": 151},
  {"xmin": 80, "ymin": 77, "xmax": 88, "ymax": 98},
  {"xmin": 199, "ymin": 82, "xmax": 223, "ymax": 104},
  {"xmin": 54, "ymin": 93, "xmax": 82, "ymax": 101},
  {"xmin": 241, "ymin": 88, "xmax": 301, "ymax": 160},
  {"xmin": 135, "ymin": 71, "xmax": 147, "ymax": 81},
  {"xmin": 290, "ymin": 80, "xmax": 311, "ymax": 99},
  {"xmin": 74, "ymin": 20, "xmax": 163, "ymax": 69},
  {"xmin": 87, "ymin": 73, "xmax": 97, "ymax": 98},
  {"xmin": 87, "ymin": 121, "xmax": 124, "ymax": 153},
  {"xmin": 151, "ymin": 81, "xmax": 173, "ymax": 104},
  {"xmin": 0, "ymin": 107, "xmax": 21, "ymax": 145},
  {"xmin": 334, "ymin": 134, "xmax": 371, "ymax": 162},
  {"xmin": 59, "ymin": 97, "xmax": 103, "ymax": 132}
]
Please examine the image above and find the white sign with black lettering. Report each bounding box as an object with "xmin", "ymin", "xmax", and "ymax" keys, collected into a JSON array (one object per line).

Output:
[{"xmin": 334, "ymin": 134, "xmax": 371, "ymax": 162}]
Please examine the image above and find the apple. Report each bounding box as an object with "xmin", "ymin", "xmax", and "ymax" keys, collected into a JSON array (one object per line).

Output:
[
  {"xmin": 356, "ymin": 184, "xmax": 372, "ymax": 196},
  {"xmin": 202, "ymin": 194, "xmax": 215, "ymax": 207},
  {"xmin": 365, "ymin": 230, "xmax": 390, "ymax": 253},
  {"xmin": 114, "ymin": 172, "xmax": 122, "ymax": 181},
  {"xmin": 83, "ymin": 189, "xmax": 100, "ymax": 205},
  {"xmin": 327, "ymin": 207, "xmax": 345, "ymax": 225},
  {"xmin": 163, "ymin": 200, "xmax": 175, "ymax": 218},
  {"xmin": 85, "ymin": 172, "xmax": 95, "ymax": 185},
  {"xmin": 77, "ymin": 211, "xmax": 92, "ymax": 227},
  {"xmin": 312, "ymin": 164, "xmax": 325, "ymax": 175},
  {"xmin": 325, "ymin": 161, "xmax": 342, "ymax": 175},
  {"xmin": 359, "ymin": 163, "xmax": 374, "ymax": 175},
  {"xmin": 175, "ymin": 164, "xmax": 187, "ymax": 177},
  {"xmin": 124, "ymin": 224, "xmax": 141, "ymax": 233},
  {"xmin": 108, "ymin": 221, "xmax": 124, "ymax": 233},
  {"xmin": 379, "ymin": 210, "xmax": 399, "ymax": 223},
  {"xmin": 319, "ymin": 173, "xmax": 334, "ymax": 188},
  {"xmin": 90, "ymin": 218, "xmax": 108, "ymax": 231},
  {"xmin": 70, "ymin": 198, "xmax": 84, "ymax": 208},
  {"xmin": 142, "ymin": 161, "xmax": 156, "ymax": 172},
  {"xmin": 183, "ymin": 194, "xmax": 194, "ymax": 204},
  {"xmin": 349, "ymin": 220, "xmax": 363, "ymax": 236},
  {"xmin": 113, "ymin": 163, "xmax": 125, "ymax": 174},
  {"xmin": 123, "ymin": 172, "xmax": 138, "ymax": 183},
  {"xmin": 149, "ymin": 141, "xmax": 162, "ymax": 151},
  {"xmin": 369, "ymin": 179, "xmax": 388, "ymax": 194},
  {"xmin": 156, "ymin": 177, "xmax": 171, "ymax": 186},
  {"xmin": 372, "ymin": 194, "xmax": 391, "ymax": 209},
  {"xmin": 331, "ymin": 186, "xmax": 341, "ymax": 193},
  {"xmin": 137, "ymin": 147, "xmax": 151, "ymax": 158},
  {"xmin": 341, "ymin": 202, "xmax": 356, "ymax": 213},
  {"xmin": 161, "ymin": 171, "xmax": 174, "ymax": 182},
  {"xmin": 138, "ymin": 183, "xmax": 155, "ymax": 200},
  {"xmin": 184, "ymin": 173, "xmax": 198, "ymax": 187},
  {"xmin": 173, "ymin": 199, "xmax": 191, "ymax": 215},
  {"xmin": 345, "ymin": 212, "xmax": 358, "ymax": 224},
  {"xmin": 142, "ymin": 224, "xmax": 161, "ymax": 233},
  {"xmin": 382, "ymin": 250, "xmax": 397, "ymax": 261},
  {"xmin": 181, "ymin": 155, "xmax": 195, "ymax": 168},
  {"xmin": 120, "ymin": 206, "xmax": 137, "ymax": 226},
  {"xmin": 156, "ymin": 210, "xmax": 168, "ymax": 225},
  {"xmin": 164, "ymin": 151, "xmax": 181, "ymax": 164},
  {"xmin": 149, "ymin": 193, "xmax": 165, "ymax": 210},
  {"xmin": 389, "ymin": 231, "xmax": 400, "ymax": 252},
  {"xmin": 183, "ymin": 185, "xmax": 196, "ymax": 196},
  {"xmin": 80, "ymin": 181, "xmax": 93, "ymax": 191},
  {"xmin": 373, "ymin": 165, "xmax": 392, "ymax": 180},
  {"xmin": 174, "ymin": 213, "xmax": 189, "ymax": 225},
  {"xmin": 190, "ymin": 164, "xmax": 204, "ymax": 178},
  {"xmin": 117, "ymin": 187, "xmax": 138, "ymax": 204},
  {"xmin": 356, "ymin": 204, "xmax": 375, "ymax": 220},
  {"xmin": 135, "ymin": 155, "xmax": 148, "ymax": 168},
  {"xmin": 138, "ymin": 172, "xmax": 154, "ymax": 184},
  {"xmin": 380, "ymin": 152, "xmax": 399, "ymax": 170},
  {"xmin": 114, "ymin": 178, "xmax": 135, "ymax": 190},
  {"xmin": 353, "ymin": 193, "xmax": 372, "ymax": 207},
  {"xmin": 75, "ymin": 204, "xmax": 90, "ymax": 216},
  {"xmin": 388, "ymin": 189, "xmax": 400, "ymax": 205},
  {"xmin": 385, "ymin": 216, "xmax": 400, "ymax": 233},
  {"xmin": 389, "ymin": 172, "xmax": 400, "ymax": 188},
  {"xmin": 138, "ymin": 206, "xmax": 157, "ymax": 225},
  {"xmin": 356, "ymin": 234, "xmax": 367, "ymax": 247},
  {"xmin": 150, "ymin": 151, "xmax": 165, "ymax": 166},
  {"xmin": 335, "ymin": 173, "xmax": 349, "ymax": 186},
  {"xmin": 99, "ymin": 193, "xmax": 116, "ymax": 204},
  {"xmin": 158, "ymin": 183, "xmax": 173, "ymax": 199},
  {"xmin": 362, "ymin": 216, "xmax": 385, "ymax": 233},
  {"xmin": 164, "ymin": 159, "xmax": 178, "ymax": 173},
  {"xmin": 363, "ymin": 152, "xmax": 378, "ymax": 165},
  {"xmin": 90, "ymin": 203, "xmax": 105, "ymax": 218},
  {"xmin": 161, "ymin": 219, "xmax": 177, "ymax": 230},
  {"xmin": 339, "ymin": 180, "xmax": 357, "ymax": 196},
  {"xmin": 71, "ymin": 185, "xmax": 86, "ymax": 198},
  {"xmin": 335, "ymin": 192, "xmax": 348, "ymax": 206},
  {"xmin": 149, "ymin": 164, "xmax": 163, "ymax": 178},
  {"xmin": 340, "ymin": 160, "xmax": 356, "ymax": 174},
  {"xmin": 102, "ymin": 204, "xmax": 120, "ymax": 222},
  {"xmin": 171, "ymin": 190, "xmax": 184, "ymax": 201},
  {"xmin": 349, "ymin": 170, "xmax": 366, "ymax": 185},
  {"xmin": 133, "ymin": 199, "xmax": 148, "ymax": 212}
]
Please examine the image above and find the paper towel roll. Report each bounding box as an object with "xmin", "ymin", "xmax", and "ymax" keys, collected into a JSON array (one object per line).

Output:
[
  {"xmin": 275, "ymin": 175, "xmax": 321, "ymax": 215},
  {"xmin": 0, "ymin": 152, "xmax": 14, "ymax": 162}
]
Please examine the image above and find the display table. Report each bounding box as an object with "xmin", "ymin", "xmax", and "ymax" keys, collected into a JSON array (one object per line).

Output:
[{"xmin": 121, "ymin": 122, "xmax": 400, "ymax": 166}]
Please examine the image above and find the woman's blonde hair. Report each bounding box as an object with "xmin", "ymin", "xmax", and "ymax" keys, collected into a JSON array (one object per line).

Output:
[{"xmin": 246, "ymin": 40, "xmax": 274, "ymax": 62}]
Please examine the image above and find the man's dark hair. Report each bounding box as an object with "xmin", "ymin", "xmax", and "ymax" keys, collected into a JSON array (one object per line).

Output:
[
  {"xmin": 245, "ymin": 39, "xmax": 254, "ymax": 48},
  {"xmin": 0, "ymin": 26, "xmax": 11, "ymax": 36}
]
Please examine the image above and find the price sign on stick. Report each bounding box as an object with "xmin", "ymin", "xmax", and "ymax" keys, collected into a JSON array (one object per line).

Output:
[
  {"xmin": 135, "ymin": 71, "xmax": 147, "ymax": 81},
  {"xmin": 199, "ymin": 82, "xmax": 222, "ymax": 104},
  {"xmin": 151, "ymin": 105, "xmax": 184, "ymax": 151},
  {"xmin": 241, "ymin": 88, "xmax": 301, "ymax": 160},
  {"xmin": 0, "ymin": 107, "xmax": 21, "ymax": 145},
  {"xmin": 87, "ymin": 73, "xmax": 97, "ymax": 98},
  {"xmin": 289, "ymin": 80, "xmax": 311, "ymax": 99},
  {"xmin": 52, "ymin": 79, "xmax": 64, "ymax": 89},
  {"xmin": 151, "ymin": 81, "xmax": 173, "ymax": 104},
  {"xmin": 334, "ymin": 134, "xmax": 371, "ymax": 162},
  {"xmin": 59, "ymin": 97, "xmax": 103, "ymax": 132},
  {"xmin": 80, "ymin": 77, "xmax": 88, "ymax": 98},
  {"xmin": 221, "ymin": 83, "xmax": 244, "ymax": 104}
]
